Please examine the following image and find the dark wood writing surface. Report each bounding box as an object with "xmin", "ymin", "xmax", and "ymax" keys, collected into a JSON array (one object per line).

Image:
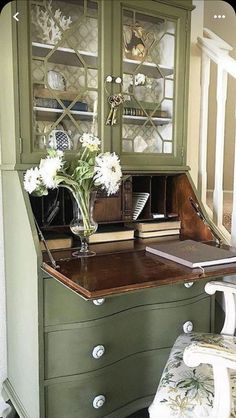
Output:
[
  {"xmin": 42, "ymin": 239, "xmax": 236, "ymax": 299},
  {"xmin": 38, "ymin": 171, "xmax": 236, "ymax": 299}
]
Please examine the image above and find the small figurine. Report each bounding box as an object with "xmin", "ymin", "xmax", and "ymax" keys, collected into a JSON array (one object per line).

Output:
[{"xmin": 123, "ymin": 23, "xmax": 146, "ymax": 60}]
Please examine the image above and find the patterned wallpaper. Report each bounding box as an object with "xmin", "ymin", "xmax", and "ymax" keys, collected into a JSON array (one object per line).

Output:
[{"xmin": 31, "ymin": 0, "xmax": 98, "ymax": 150}]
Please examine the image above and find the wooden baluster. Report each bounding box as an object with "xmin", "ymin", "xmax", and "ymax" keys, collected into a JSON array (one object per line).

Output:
[
  {"xmin": 198, "ymin": 52, "xmax": 210, "ymax": 206},
  {"xmin": 213, "ymin": 64, "xmax": 228, "ymax": 228},
  {"xmin": 230, "ymin": 104, "xmax": 236, "ymax": 246}
]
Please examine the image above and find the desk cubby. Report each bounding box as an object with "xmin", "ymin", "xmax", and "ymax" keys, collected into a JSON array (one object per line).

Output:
[{"xmin": 29, "ymin": 173, "xmax": 214, "ymax": 246}]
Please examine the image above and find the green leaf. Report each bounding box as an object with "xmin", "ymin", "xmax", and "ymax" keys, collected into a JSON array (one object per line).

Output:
[
  {"xmin": 56, "ymin": 176, "xmax": 78, "ymax": 187},
  {"xmin": 31, "ymin": 188, "xmax": 48, "ymax": 197}
]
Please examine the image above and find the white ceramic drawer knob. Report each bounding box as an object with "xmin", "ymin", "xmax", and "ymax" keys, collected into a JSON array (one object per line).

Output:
[
  {"xmin": 92, "ymin": 345, "xmax": 105, "ymax": 359},
  {"xmin": 115, "ymin": 76, "xmax": 122, "ymax": 84},
  {"xmin": 105, "ymin": 75, "xmax": 112, "ymax": 83},
  {"xmin": 93, "ymin": 395, "xmax": 106, "ymax": 409},
  {"xmin": 93, "ymin": 298, "xmax": 105, "ymax": 306},
  {"xmin": 184, "ymin": 282, "xmax": 194, "ymax": 288},
  {"xmin": 183, "ymin": 321, "xmax": 194, "ymax": 333}
]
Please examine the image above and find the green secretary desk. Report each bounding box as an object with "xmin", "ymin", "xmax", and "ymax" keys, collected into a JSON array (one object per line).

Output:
[{"xmin": 1, "ymin": 1, "xmax": 231, "ymax": 418}]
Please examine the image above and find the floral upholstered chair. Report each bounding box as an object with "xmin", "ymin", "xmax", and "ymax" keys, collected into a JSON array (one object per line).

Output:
[{"xmin": 149, "ymin": 281, "xmax": 236, "ymax": 418}]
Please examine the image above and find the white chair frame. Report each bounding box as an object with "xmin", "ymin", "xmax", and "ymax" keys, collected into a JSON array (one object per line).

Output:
[
  {"xmin": 183, "ymin": 281, "xmax": 236, "ymax": 418},
  {"xmin": 149, "ymin": 280, "xmax": 236, "ymax": 418}
]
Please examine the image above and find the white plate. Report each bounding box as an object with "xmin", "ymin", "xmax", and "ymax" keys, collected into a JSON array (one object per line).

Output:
[{"xmin": 132, "ymin": 192, "xmax": 150, "ymax": 220}]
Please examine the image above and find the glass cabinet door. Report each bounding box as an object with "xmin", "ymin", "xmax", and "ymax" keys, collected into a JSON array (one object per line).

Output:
[
  {"xmin": 17, "ymin": 0, "xmax": 191, "ymax": 166},
  {"xmin": 19, "ymin": 0, "xmax": 100, "ymax": 162},
  {"xmin": 111, "ymin": 0, "xmax": 190, "ymax": 169},
  {"xmin": 122, "ymin": 11, "xmax": 174, "ymax": 154}
]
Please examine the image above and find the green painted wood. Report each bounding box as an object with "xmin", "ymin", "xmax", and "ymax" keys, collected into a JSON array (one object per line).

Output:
[
  {"xmin": 16, "ymin": 0, "xmax": 192, "ymax": 170},
  {"xmin": 157, "ymin": 0, "xmax": 194, "ymax": 10},
  {"xmin": 111, "ymin": 0, "xmax": 192, "ymax": 169},
  {"xmin": 0, "ymin": 1, "xmax": 19, "ymax": 166},
  {"xmin": 16, "ymin": 0, "xmax": 35, "ymax": 165},
  {"xmin": 17, "ymin": 0, "xmax": 106, "ymax": 164},
  {"xmin": 45, "ymin": 295, "xmax": 211, "ymax": 379},
  {"xmin": 1, "ymin": 171, "xmax": 44, "ymax": 418},
  {"xmin": 44, "ymin": 349, "xmax": 169, "ymax": 418},
  {"xmin": 44, "ymin": 277, "xmax": 209, "ymax": 326},
  {"xmin": 2, "ymin": 379, "xmax": 30, "ymax": 418},
  {"xmin": 100, "ymin": 0, "xmax": 113, "ymax": 153},
  {"xmin": 1, "ymin": 3, "xmax": 212, "ymax": 417}
]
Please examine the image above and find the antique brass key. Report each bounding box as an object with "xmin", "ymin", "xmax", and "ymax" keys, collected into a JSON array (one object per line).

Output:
[
  {"xmin": 106, "ymin": 94, "xmax": 124, "ymax": 125},
  {"xmin": 106, "ymin": 96, "xmax": 116, "ymax": 125}
]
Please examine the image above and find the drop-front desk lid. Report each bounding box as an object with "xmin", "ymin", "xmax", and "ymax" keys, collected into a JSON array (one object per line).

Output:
[{"xmin": 42, "ymin": 238, "xmax": 236, "ymax": 300}]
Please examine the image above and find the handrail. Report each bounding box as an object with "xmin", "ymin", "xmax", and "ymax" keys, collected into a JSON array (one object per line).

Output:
[
  {"xmin": 197, "ymin": 28, "xmax": 236, "ymax": 245},
  {"xmin": 201, "ymin": 28, "xmax": 232, "ymax": 51}
]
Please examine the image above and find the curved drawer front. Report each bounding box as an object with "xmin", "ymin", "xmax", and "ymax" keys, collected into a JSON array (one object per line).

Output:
[
  {"xmin": 45, "ymin": 348, "xmax": 169, "ymax": 418},
  {"xmin": 45, "ymin": 295, "xmax": 211, "ymax": 378},
  {"xmin": 44, "ymin": 277, "xmax": 210, "ymax": 326}
]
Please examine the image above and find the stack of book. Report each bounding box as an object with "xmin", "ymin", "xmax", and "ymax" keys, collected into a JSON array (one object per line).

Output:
[
  {"xmin": 123, "ymin": 107, "xmax": 168, "ymax": 118},
  {"xmin": 123, "ymin": 100, "xmax": 169, "ymax": 118},
  {"xmin": 40, "ymin": 233, "xmax": 73, "ymax": 251},
  {"xmin": 135, "ymin": 220, "xmax": 181, "ymax": 239},
  {"xmin": 88, "ymin": 226, "xmax": 135, "ymax": 243}
]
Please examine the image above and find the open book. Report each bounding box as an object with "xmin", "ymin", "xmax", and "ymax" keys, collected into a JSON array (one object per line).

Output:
[{"xmin": 146, "ymin": 239, "xmax": 236, "ymax": 268}]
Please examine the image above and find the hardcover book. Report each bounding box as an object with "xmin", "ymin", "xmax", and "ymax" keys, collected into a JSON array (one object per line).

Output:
[
  {"xmin": 88, "ymin": 227, "xmax": 134, "ymax": 243},
  {"xmin": 136, "ymin": 220, "xmax": 181, "ymax": 232},
  {"xmin": 146, "ymin": 239, "xmax": 236, "ymax": 268},
  {"xmin": 40, "ymin": 234, "xmax": 72, "ymax": 250},
  {"xmin": 136, "ymin": 229, "xmax": 180, "ymax": 238}
]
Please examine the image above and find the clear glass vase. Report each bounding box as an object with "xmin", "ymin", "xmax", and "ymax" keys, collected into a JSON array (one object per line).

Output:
[{"xmin": 70, "ymin": 190, "xmax": 98, "ymax": 257}]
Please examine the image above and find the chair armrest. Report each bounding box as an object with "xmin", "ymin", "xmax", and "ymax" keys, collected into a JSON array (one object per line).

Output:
[
  {"xmin": 184, "ymin": 339, "xmax": 236, "ymax": 418},
  {"xmin": 183, "ymin": 339, "xmax": 236, "ymax": 369},
  {"xmin": 205, "ymin": 280, "xmax": 236, "ymax": 335},
  {"xmin": 205, "ymin": 280, "xmax": 236, "ymax": 296}
]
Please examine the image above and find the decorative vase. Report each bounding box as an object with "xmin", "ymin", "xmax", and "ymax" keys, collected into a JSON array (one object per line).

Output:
[
  {"xmin": 70, "ymin": 190, "xmax": 98, "ymax": 257},
  {"xmin": 134, "ymin": 85, "xmax": 147, "ymax": 101}
]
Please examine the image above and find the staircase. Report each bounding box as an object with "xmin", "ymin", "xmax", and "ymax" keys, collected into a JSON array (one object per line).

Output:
[{"xmin": 197, "ymin": 28, "xmax": 236, "ymax": 246}]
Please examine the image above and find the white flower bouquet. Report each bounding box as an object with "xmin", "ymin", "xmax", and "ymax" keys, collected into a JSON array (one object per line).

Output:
[
  {"xmin": 24, "ymin": 133, "xmax": 122, "ymax": 254},
  {"xmin": 24, "ymin": 133, "xmax": 122, "ymax": 197}
]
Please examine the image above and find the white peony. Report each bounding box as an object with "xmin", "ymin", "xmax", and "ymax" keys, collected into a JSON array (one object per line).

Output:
[
  {"xmin": 23, "ymin": 167, "xmax": 41, "ymax": 194},
  {"xmin": 94, "ymin": 152, "xmax": 122, "ymax": 196},
  {"xmin": 24, "ymin": 138, "xmax": 123, "ymax": 205},
  {"xmin": 80, "ymin": 133, "xmax": 101, "ymax": 152},
  {"xmin": 39, "ymin": 154, "xmax": 63, "ymax": 189}
]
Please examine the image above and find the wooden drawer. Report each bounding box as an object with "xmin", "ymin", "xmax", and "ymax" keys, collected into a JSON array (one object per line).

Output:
[
  {"xmin": 44, "ymin": 277, "xmax": 210, "ymax": 326},
  {"xmin": 45, "ymin": 348, "xmax": 169, "ymax": 418},
  {"xmin": 45, "ymin": 295, "xmax": 211, "ymax": 379}
]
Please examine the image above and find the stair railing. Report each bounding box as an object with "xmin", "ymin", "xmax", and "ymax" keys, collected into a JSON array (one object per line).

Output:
[{"xmin": 197, "ymin": 28, "xmax": 236, "ymax": 246}]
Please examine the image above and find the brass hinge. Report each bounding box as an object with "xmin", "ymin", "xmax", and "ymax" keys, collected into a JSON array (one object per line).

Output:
[{"xmin": 19, "ymin": 137, "xmax": 22, "ymax": 154}]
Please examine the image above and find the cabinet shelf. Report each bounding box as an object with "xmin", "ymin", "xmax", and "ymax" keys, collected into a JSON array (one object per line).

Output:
[
  {"xmin": 32, "ymin": 42, "xmax": 98, "ymax": 69},
  {"xmin": 123, "ymin": 58, "xmax": 173, "ymax": 78},
  {"xmin": 34, "ymin": 106, "xmax": 94, "ymax": 121},
  {"xmin": 32, "ymin": 43, "xmax": 172, "ymax": 78},
  {"xmin": 123, "ymin": 115, "xmax": 171, "ymax": 125}
]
